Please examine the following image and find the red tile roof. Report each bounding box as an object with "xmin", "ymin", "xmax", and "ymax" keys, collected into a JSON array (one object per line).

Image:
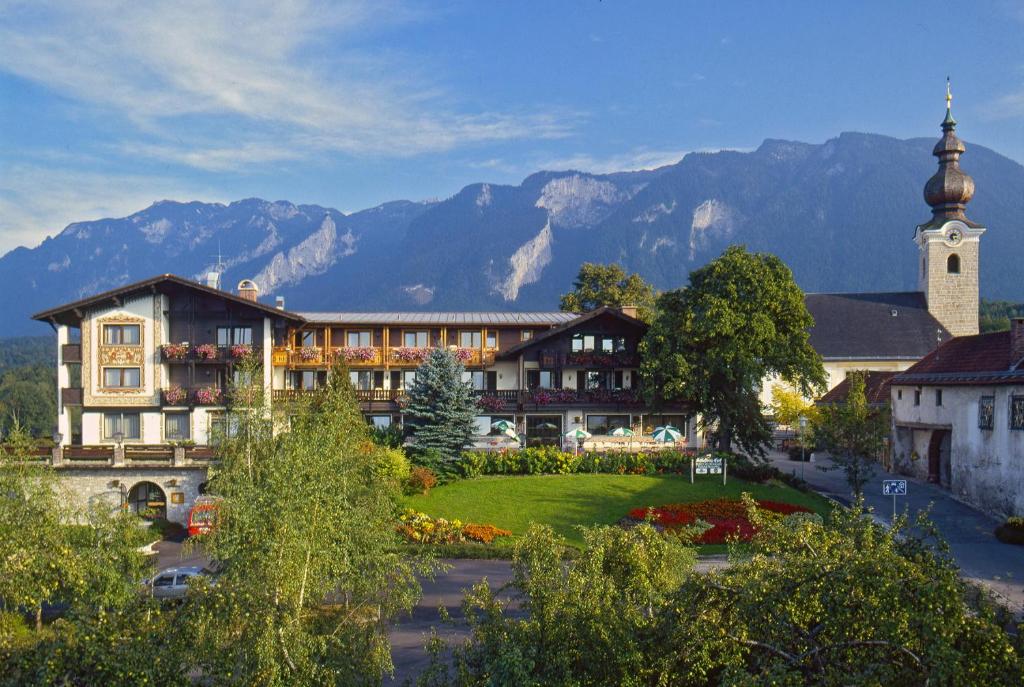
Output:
[
  {"xmin": 892, "ymin": 331, "xmax": 1024, "ymax": 386},
  {"xmin": 818, "ymin": 371, "xmax": 897, "ymax": 406}
]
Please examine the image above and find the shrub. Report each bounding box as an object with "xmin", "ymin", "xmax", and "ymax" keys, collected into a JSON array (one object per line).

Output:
[
  {"xmin": 407, "ymin": 467, "xmax": 437, "ymax": 495},
  {"xmin": 369, "ymin": 423, "xmax": 404, "ymax": 449},
  {"xmin": 455, "ymin": 448, "xmax": 694, "ymax": 478},
  {"xmin": 375, "ymin": 447, "xmax": 411, "ymax": 485},
  {"xmin": 994, "ymin": 517, "xmax": 1024, "ymax": 545},
  {"xmin": 397, "ymin": 509, "xmax": 512, "ymax": 546},
  {"xmin": 457, "ymin": 450, "xmax": 487, "ymax": 478}
]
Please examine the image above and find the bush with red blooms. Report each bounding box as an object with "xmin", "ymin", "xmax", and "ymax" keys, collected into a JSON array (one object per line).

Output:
[{"xmin": 627, "ymin": 498, "xmax": 812, "ymax": 544}]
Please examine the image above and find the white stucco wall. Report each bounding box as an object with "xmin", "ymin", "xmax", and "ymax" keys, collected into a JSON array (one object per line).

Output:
[{"xmin": 57, "ymin": 466, "xmax": 209, "ymax": 525}]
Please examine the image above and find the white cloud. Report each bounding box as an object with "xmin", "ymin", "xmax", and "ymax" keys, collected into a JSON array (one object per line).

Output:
[
  {"xmin": 981, "ymin": 88, "xmax": 1024, "ymax": 121},
  {"xmin": 0, "ymin": 0, "xmax": 572, "ymax": 167},
  {"xmin": 537, "ymin": 148, "xmax": 689, "ymax": 174},
  {"xmin": 0, "ymin": 164, "xmax": 221, "ymax": 254}
]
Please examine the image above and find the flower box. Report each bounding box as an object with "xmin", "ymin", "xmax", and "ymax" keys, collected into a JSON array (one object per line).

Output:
[
  {"xmin": 193, "ymin": 386, "xmax": 222, "ymax": 405},
  {"xmin": 230, "ymin": 343, "xmax": 253, "ymax": 359},
  {"xmin": 477, "ymin": 395, "xmax": 506, "ymax": 412},
  {"xmin": 194, "ymin": 343, "xmax": 218, "ymax": 360},
  {"xmin": 453, "ymin": 347, "xmax": 474, "ymax": 363},
  {"xmin": 163, "ymin": 385, "xmax": 187, "ymax": 405},
  {"xmin": 161, "ymin": 343, "xmax": 189, "ymax": 360},
  {"xmin": 298, "ymin": 346, "xmax": 321, "ymax": 362},
  {"xmin": 337, "ymin": 346, "xmax": 377, "ymax": 363},
  {"xmin": 393, "ymin": 347, "xmax": 430, "ymax": 363}
]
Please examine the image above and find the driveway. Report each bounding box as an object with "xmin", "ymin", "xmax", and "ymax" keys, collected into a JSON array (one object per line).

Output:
[{"xmin": 768, "ymin": 451, "xmax": 1024, "ymax": 615}]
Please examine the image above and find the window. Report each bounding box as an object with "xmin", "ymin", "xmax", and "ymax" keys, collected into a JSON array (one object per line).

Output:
[
  {"xmin": 586, "ymin": 414, "xmax": 630, "ymax": 435},
  {"xmin": 290, "ymin": 370, "xmax": 320, "ymax": 390},
  {"xmin": 164, "ymin": 413, "xmax": 190, "ymax": 441},
  {"xmin": 347, "ymin": 331, "xmax": 371, "ymax": 347},
  {"xmin": 614, "ymin": 337, "xmax": 626, "ymax": 352},
  {"xmin": 521, "ymin": 330, "xmax": 533, "ymax": 341},
  {"xmin": 373, "ymin": 371, "xmax": 385, "ymax": 389},
  {"xmin": 393, "ymin": 370, "xmax": 416, "ymax": 389},
  {"xmin": 217, "ymin": 327, "xmax": 252, "ymax": 346},
  {"xmin": 978, "ymin": 396, "xmax": 994, "ymax": 430},
  {"xmin": 153, "ymin": 574, "xmax": 174, "ymax": 588},
  {"xmin": 462, "ymin": 370, "xmax": 485, "ymax": 390},
  {"xmin": 1011, "ymin": 396, "xmax": 1024, "ymax": 430},
  {"xmin": 641, "ymin": 414, "xmax": 688, "ymax": 436},
  {"xmin": 947, "ymin": 254, "xmax": 960, "ymax": 274},
  {"xmin": 525, "ymin": 415, "xmax": 562, "ymax": 441},
  {"xmin": 403, "ymin": 331, "xmax": 428, "ymax": 348},
  {"xmin": 459, "ymin": 331, "xmax": 482, "ymax": 348},
  {"xmin": 936, "ymin": 389, "xmax": 943, "ymax": 406},
  {"xmin": 601, "ymin": 337, "xmax": 614, "ymax": 353},
  {"xmin": 914, "ymin": 389, "xmax": 921, "ymax": 406},
  {"xmin": 897, "ymin": 389, "xmax": 903, "ymax": 401},
  {"xmin": 232, "ymin": 368, "xmax": 255, "ymax": 387},
  {"xmin": 477, "ymin": 414, "xmax": 514, "ymax": 436},
  {"xmin": 104, "ymin": 412, "xmax": 140, "ymax": 440},
  {"xmin": 210, "ymin": 412, "xmax": 240, "ymax": 444},
  {"xmin": 368, "ymin": 415, "xmax": 392, "ymax": 429},
  {"xmin": 586, "ymin": 370, "xmax": 612, "ymax": 390},
  {"xmin": 486, "ymin": 331, "xmax": 497, "ymax": 348},
  {"xmin": 570, "ymin": 333, "xmax": 597, "ymax": 353},
  {"xmin": 349, "ymin": 370, "xmax": 372, "ymax": 390},
  {"xmin": 103, "ymin": 367, "xmax": 141, "ymax": 388},
  {"xmin": 300, "ymin": 331, "xmax": 316, "ymax": 347},
  {"xmin": 103, "ymin": 324, "xmax": 140, "ymax": 345},
  {"xmin": 526, "ymin": 369, "xmax": 558, "ymax": 389}
]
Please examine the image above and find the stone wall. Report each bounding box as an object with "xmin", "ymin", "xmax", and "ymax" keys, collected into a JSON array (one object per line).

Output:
[{"xmin": 56, "ymin": 465, "xmax": 209, "ymax": 525}]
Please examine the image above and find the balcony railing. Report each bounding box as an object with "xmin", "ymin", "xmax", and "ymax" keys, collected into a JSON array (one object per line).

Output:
[
  {"xmin": 538, "ymin": 349, "xmax": 639, "ymax": 368},
  {"xmin": 272, "ymin": 388, "xmax": 407, "ymax": 403},
  {"xmin": 162, "ymin": 386, "xmax": 228, "ymax": 406},
  {"xmin": 61, "ymin": 343, "xmax": 82, "ymax": 363},
  {"xmin": 161, "ymin": 345, "xmax": 262, "ymax": 364},
  {"xmin": 271, "ymin": 346, "xmax": 498, "ymax": 368}
]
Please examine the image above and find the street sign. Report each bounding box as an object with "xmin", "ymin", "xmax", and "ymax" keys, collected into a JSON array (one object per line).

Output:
[{"xmin": 882, "ymin": 480, "xmax": 907, "ymax": 496}]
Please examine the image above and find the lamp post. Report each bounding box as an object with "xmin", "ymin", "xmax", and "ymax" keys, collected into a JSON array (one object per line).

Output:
[{"xmin": 798, "ymin": 415, "xmax": 808, "ymax": 481}]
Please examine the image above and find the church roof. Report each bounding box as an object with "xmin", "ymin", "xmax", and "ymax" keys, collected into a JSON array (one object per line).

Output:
[
  {"xmin": 892, "ymin": 330, "xmax": 1024, "ymax": 386},
  {"xmin": 805, "ymin": 291, "xmax": 948, "ymax": 361}
]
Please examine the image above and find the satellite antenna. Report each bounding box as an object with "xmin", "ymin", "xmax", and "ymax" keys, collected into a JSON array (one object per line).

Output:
[{"xmin": 205, "ymin": 241, "xmax": 226, "ymax": 290}]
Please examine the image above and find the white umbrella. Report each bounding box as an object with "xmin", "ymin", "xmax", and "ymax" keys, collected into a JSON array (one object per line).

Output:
[
  {"xmin": 609, "ymin": 427, "xmax": 635, "ymax": 437},
  {"xmin": 652, "ymin": 425, "xmax": 682, "ymax": 443},
  {"xmin": 564, "ymin": 428, "xmax": 592, "ymax": 441},
  {"xmin": 491, "ymin": 419, "xmax": 515, "ymax": 433}
]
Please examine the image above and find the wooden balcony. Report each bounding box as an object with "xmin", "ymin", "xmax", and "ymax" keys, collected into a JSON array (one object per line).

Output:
[
  {"xmin": 272, "ymin": 388, "xmax": 406, "ymax": 403},
  {"xmin": 61, "ymin": 387, "xmax": 83, "ymax": 405},
  {"xmin": 61, "ymin": 343, "xmax": 82, "ymax": 363},
  {"xmin": 331, "ymin": 347, "xmax": 384, "ymax": 366},
  {"xmin": 272, "ymin": 346, "xmax": 497, "ymax": 368},
  {"xmin": 272, "ymin": 347, "xmax": 326, "ymax": 367}
]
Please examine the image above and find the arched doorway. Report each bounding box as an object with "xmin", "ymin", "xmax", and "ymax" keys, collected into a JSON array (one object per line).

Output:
[
  {"xmin": 127, "ymin": 481, "xmax": 167, "ymax": 519},
  {"xmin": 927, "ymin": 430, "xmax": 952, "ymax": 488}
]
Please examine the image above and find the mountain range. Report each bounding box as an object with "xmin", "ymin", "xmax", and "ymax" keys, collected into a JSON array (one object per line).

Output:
[{"xmin": 4, "ymin": 131, "xmax": 1023, "ymax": 337}]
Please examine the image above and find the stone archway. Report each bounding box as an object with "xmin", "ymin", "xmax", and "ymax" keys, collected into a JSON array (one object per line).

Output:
[
  {"xmin": 927, "ymin": 429, "xmax": 952, "ymax": 488},
  {"xmin": 127, "ymin": 481, "xmax": 167, "ymax": 519}
]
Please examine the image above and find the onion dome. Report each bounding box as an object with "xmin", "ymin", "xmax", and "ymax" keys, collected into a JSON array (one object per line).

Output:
[{"xmin": 923, "ymin": 81, "xmax": 975, "ymax": 221}]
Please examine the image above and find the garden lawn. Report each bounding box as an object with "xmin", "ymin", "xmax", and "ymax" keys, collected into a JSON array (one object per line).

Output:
[{"xmin": 403, "ymin": 474, "xmax": 833, "ymax": 550}]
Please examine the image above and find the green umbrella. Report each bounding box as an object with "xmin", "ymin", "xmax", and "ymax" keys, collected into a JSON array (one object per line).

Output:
[
  {"xmin": 609, "ymin": 427, "xmax": 635, "ymax": 437},
  {"xmin": 491, "ymin": 419, "xmax": 515, "ymax": 433},
  {"xmin": 501, "ymin": 427, "xmax": 519, "ymax": 439},
  {"xmin": 564, "ymin": 428, "xmax": 592, "ymax": 441},
  {"xmin": 652, "ymin": 425, "xmax": 682, "ymax": 442}
]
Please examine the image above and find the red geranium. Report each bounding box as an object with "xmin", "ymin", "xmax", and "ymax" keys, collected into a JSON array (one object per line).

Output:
[{"xmin": 628, "ymin": 498, "xmax": 812, "ymax": 544}]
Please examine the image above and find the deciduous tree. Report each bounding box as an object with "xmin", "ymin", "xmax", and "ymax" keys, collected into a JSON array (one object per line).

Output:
[
  {"xmin": 814, "ymin": 371, "xmax": 889, "ymax": 498},
  {"xmin": 640, "ymin": 245, "xmax": 826, "ymax": 455},
  {"xmin": 559, "ymin": 262, "xmax": 657, "ymax": 322}
]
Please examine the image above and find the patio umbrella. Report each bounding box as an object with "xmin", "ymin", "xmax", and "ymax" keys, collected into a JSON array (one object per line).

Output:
[
  {"xmin": 609, "ymin": 427, "xmax": 634, "ymax": 437},
  {"xmin": 491, "ymin": 419, "xmax": 515, "ymax": 433},
  {"xmin": 652, "ymin": 425, "xmax": 682, "ymax": 443},
  {"xmin": 501, "ymin": 427, "xmax": 519, "ymax": 440},
  {"xmin": 536, "ymin": 422, "xmax": 559, "ymax": 430},
  {"xmin": 564, "ymin": 428, "xmax": 592, "ymax": 441}
]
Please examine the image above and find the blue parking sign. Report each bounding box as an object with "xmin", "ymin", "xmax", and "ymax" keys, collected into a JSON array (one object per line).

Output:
[{"xmin": 882, "ymin": 480, "xmax": 907, "ymax": 496}]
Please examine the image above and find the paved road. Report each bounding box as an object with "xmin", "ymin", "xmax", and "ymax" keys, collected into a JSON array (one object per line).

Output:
[{"xmin": 768, "ymin": 451, "xmax": 1024, "ymax": 615}]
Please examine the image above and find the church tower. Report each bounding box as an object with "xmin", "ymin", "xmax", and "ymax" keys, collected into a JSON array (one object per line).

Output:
[{"xmin": 915, "ymin": 82, "xmax": 985, "ymax": 337}]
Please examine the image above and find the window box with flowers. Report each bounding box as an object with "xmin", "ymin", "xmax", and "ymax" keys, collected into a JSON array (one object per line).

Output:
[
  {"xmin": 193, "ymin": 386, "xmax": 223, "ymax": 405},
  {"xmin": 194, "ymin": 343, "xmax": 218, "ymax": 360},
  {"xmin": 453, "ymin": 347, "xmax": 474, "ymax": 363},
  {"xmin": 161, "ymin": 342, "xmax": 190, "ymax": 361},
  {"xmin": 477, "ymin": 395, "xmax": 506, "ymax": 413},
  {"xmin": 393, "ymin": 347, "xmax": 430, "ymax": 363},
  {"xmin": 298, "ymin": 346, "xmax": 321, "ymax": 362},
  {"xmin": 337, "ymin": 346, "xmax": 377, "ymax": 363},
  {"xmin": 230, "ymin": 343, "xmax": 253, "ymax": 360},
  {"xmin": 163, "ymin": 385, "xmax": 187, "ymax": 406}
]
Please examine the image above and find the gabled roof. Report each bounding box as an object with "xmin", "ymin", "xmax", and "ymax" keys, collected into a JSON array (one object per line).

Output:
[
  {"xmin": 496, "ymin": 306, "xmax": 647, "ymax": 359},
  {"xmin": 818, "ymin": 371, "xmax": 897, "ymax": 406},
  {"xmin": 31, "ymin": 274, "xmax": 306, "ymax": 327},
  {"xmin": 805, "ymin": 291, "xmax": 948, "ymax": 361},
  {"xmin": 298, "ymin": 311, "xmax": 577, "ymax": 326},
  {"xmin": 892, "ymin": 330, "xmax": 1024, "ymax": 386}
]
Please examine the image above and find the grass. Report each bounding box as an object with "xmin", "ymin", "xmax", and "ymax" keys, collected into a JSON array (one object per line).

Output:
[{"xmin": 403, "ymin": 473, "xmax": 834, "ymax": 551}]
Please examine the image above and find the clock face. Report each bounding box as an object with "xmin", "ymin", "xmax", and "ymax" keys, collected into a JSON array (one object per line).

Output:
[{"xmin": 946, "ymin": 227, "xmax": 963, "ymax": 245}]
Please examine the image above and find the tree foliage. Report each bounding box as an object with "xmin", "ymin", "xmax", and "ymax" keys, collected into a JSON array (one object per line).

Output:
[
  {"xmin": 421, "ymin": 498, "xmax": 1023, "ymax": 686},
  {"xmin": 979, "ymin": 299, "xmax": 1024, "ymax": 333},
  {"xmin": 640, "ymin": 246, "xmax": 826, "ymax": 455},
  {"xmin": 559, "ymin": 262, "xmax": 657, "ymax": 322},
  {"xmin": 405, "ymin": 349, "xmax": 479, "ymax": 461},
  {"xmin": 814, "ymin": 371, "xmax": 889, "ymax": 498},
  {"xmin": 178, "ymin": 360, "xmax": 429, "ymax": 685}
]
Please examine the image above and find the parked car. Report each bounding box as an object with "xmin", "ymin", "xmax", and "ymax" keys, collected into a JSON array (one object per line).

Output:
[{"xmin": 143, "ymin": 565, "xmax": 215, "ymax": 600}]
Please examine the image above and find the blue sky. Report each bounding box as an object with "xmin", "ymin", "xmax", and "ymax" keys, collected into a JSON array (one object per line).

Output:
[{"xmin": 1, "ymin": 0, "xmax": 1022, "ymax": 254}]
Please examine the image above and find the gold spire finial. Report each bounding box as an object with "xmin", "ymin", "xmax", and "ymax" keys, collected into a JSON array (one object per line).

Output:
[{"xmin": 946, "ymin": 76, "xmax": 952, "ymax": 110}]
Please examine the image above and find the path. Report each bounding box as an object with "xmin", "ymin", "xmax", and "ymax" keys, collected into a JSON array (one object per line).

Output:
[{"xmin": 768, "ymin": 451, "xmax": 1024, "ymax": 615}]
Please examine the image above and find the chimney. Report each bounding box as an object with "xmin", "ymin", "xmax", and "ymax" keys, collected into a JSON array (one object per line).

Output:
[
  {"xmin": 205, "ymin": 271, "xmax": 221, "ymax": 290},
  {"xmin": 1011, "ymin": 318, "xmax": 1024, "ymax": 366},
  {"xmin": 237, "ymin": 279, "xmax": 259, "ymax": 302},
  {"xmin": 275, "ymin": 296, "xmax": 285, "ymax": 311},
  {"xmin": 620, "ymin": 304, "xmax": 639, "ymax": 319}
]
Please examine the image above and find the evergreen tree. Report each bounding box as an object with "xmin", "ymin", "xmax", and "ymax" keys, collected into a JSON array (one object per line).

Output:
[{"xmin": 404, "ymin": 348, "xmax": 478, "ymax": 460}]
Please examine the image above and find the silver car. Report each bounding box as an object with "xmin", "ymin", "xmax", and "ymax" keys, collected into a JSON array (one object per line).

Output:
[{"xmin": 144, "ymin": 565, "xmax": 213, "ymax": 600}]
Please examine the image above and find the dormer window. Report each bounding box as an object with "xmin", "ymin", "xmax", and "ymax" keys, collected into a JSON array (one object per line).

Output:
[
  {"xmin": 947, "ymin": 254, "xmax": 960, "ymax": 274},
  {"xmin": 103, "ymin": 324, "xmax": 140, "ymax": 345}
]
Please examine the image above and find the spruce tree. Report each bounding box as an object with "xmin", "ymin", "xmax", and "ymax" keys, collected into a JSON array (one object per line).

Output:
[{"xmin": 404, "ymin": 348, "xmax": 478, "ymax": 460}]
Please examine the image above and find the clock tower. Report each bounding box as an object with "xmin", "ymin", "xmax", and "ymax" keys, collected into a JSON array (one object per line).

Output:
[{"xmin": 915, "ymin": 83, "xmax": 985, "ymax": 337}]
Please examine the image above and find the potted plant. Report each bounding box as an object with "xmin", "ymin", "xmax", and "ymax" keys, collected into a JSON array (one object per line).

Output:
[
  {"xmin": 163, "ymin": 385, "xmax": 187, "ymax": 405},
  {"xmin": 193, "ymin": 386, "xmax": 222, "ymax": 405},
  {"xmin": 161, "ymin": 342, "xmax": 189, "ymax": 360},
  {"xmin": 454, "ymin": 347, "xmax": 474, "ymax": 363},
  {"xmin": 194, "ymin": 343, "xmax": 218, "ymax": 360},
  {"xmin": 230, "ymin": 343, "xmax": 253, "ymax": 359}
]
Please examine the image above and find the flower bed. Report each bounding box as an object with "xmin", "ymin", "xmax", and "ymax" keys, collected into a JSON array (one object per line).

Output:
[
  {"xmin": 626, "ymin": 498, "xmax": 812, "ymax": 544},
  {"xmin": 161, "ymin": 343, "xmax": 189, "ymax": 360},
  {"xmin": 397, "ymin": 509, "xmax": 512, "ymax": 545}
]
